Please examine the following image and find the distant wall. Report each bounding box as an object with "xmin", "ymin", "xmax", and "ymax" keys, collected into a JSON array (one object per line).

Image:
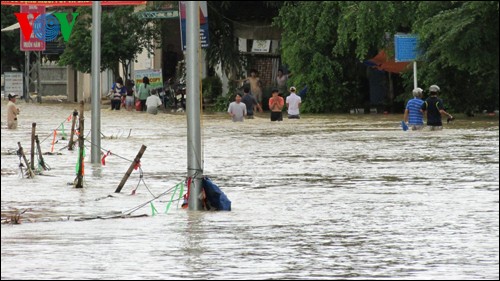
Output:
[{"xmin": 40, "ymin": 65, "xmax": 67, "ymax": 97}]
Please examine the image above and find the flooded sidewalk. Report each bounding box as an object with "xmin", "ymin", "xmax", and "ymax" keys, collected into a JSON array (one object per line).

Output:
[{"xmin": 1, "ymin": 101, "xmax": 499, "ymax": 279}]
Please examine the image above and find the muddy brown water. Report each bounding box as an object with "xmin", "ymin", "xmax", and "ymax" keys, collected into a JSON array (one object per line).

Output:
[{"xmin": 2, "ymin": 101, "xmax": 498, "ymax": 279}]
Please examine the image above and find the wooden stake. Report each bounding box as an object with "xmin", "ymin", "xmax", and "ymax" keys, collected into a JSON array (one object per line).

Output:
[
  {"xmin": 115, "ymin": 145, "xmax": 147, "ymax": 193},
  {"xmin": 18, "ymin": 142, "xmax": 35, "ymax": 178},
  {"xmin": 68, "ymin": 109, "xmax": 78, "ymax": 151},
  {"xmin": 30, "ymin": 123, "xmax": 36, "ymax": 170},
  {"xmin": 75, "ymin": 101, "xmax": 85, "ymax": 188},
  {"xmin": 35, "ymin": 135, "xmax": 49, "ymax": 171}
]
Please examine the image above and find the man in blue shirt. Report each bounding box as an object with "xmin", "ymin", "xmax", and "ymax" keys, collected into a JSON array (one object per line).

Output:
[
  {"xmin": 404, "ymin": 87, "xmax": 425, "ymax": 130},
  {"xmin": 421, "ymin": 85, "xmax": 454, "ymax": 130},
  {"xmin": 241, "ymin": 87, "xmax": 262, "ymax": 119}
]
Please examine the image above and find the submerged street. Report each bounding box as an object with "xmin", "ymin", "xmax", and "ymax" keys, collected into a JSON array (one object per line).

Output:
[{"xmin": 1, "ymin": 101, "xmax": 499, "ymax": 279}]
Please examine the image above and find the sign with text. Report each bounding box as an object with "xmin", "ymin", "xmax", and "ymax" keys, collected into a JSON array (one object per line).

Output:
[
  {"xmin": 395, "ymin": 34, "xmax": 419, "ymax": 62},
  {"xmin": 4, "ymin": 72, "xmax": 24, "ymax": 96},
  {"xmin": 179, "ymin": 1, "xmax": 209, "ymax": 50},
  {"xmin": 16, "ymin": 11, "xmax": 79, "ymax": 43},
  {"xmin": 19, "ymin": 5, "xmax": 46, "ymax": 51},
  {"xmin": 134, "ymin": 69, "xmax": 163, "ymax": 89},
  {"xmin": 251, "ymin": 40, "xmax": 271, "ymax": 53}
]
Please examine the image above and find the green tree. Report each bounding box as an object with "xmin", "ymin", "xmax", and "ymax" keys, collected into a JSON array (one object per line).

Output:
[
  {"xmin": 413, "ymin": 1, "xmax": 499, "ymax": 113},
  {"xmin": 1, "ymin": 5, "xmax": 24, "ymax": 72},
  {"xmin": 276, "ymin": 1, "xmax": 499, "ymax": 113},
  {"xmin": 58, "ymin": 6, "xmax": 160, "ymax": 78},
  {"xmin": 276, "ymin": 2, "xmax": 411, "ymax": 112},
  {"xmin": 205, "ymin": 2, "xmax": 244, "ymax": 79}
]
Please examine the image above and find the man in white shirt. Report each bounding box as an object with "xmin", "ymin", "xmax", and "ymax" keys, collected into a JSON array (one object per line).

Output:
[
  {"xmin": 145, "ymin": 92, "xmax": 163, "ymax": 115},
  {"xmin": 227, "ymin": 94, "xmax": 247, "ymax": 122},
  {"xmin": 7, "ymin": 93, "xmax": 20, "ymax": 129},
  {"xmin": 286, "ymin": 86, "xmax": 301, "ymax": 119}
]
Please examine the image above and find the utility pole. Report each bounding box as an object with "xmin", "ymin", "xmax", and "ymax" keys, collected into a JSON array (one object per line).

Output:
[
  {"xmin": 91, "ymin": 1, "xmax": 102, "ymax": 164},
  {"xmin": 186, "ymin": 1, "xmax": 203, "ymax": 211}
]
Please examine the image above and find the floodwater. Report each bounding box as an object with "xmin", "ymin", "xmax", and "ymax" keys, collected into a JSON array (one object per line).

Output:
[{"xmin": 1, "ymin": 101, "xmax": 499, "ymax": 280}]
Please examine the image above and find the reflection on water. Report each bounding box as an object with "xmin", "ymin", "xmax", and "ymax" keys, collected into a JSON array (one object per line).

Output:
[{"xmin": 1, "ymin": 102, "xmax": 499, "ymax": 279}]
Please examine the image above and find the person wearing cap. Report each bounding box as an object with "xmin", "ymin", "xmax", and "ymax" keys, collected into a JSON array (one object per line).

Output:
[
  {"xmin": 286, "ymin": 86, "xmax": 301, "ymax": 119},
  {"xmin": 6, "ymin": 93, "xmax": 20, "ymax": 129},
  {"xmin": 145, "ymin": 90, "xmax": 163, "ymax": 115},
  {"xmin": 268, "ymin": 89, "xmax": 284, "ymax": 121},
  {"xmin": 403, "ymin": 87, "xmax": 425, "ymax": 130},
  {"xmin": 420, "ymin": 85, "xmax": 453, "ymax": 130}
]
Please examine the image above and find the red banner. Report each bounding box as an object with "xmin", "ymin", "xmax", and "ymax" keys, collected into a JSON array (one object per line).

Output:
[
  {"xmin": 1, "ymin": 1, "xmax": 146, "ymax": 6},
  {"xmin": 19, "ymin": 5, "xmax": 46, "ymax": 51}
]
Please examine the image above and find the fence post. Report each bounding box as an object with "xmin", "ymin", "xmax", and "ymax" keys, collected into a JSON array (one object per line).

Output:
[
  {"xmin": 74, "ymin": 101, "xmax": 85, "ymax": 188},
  {"xmin": 18, "ymin": 142, "xmax": 35, "ymax": 178},
  {"xmin": 115, "ymin": 145, "xmax": 147, "ymax": 193},
  {"xmin": 68, "ymin": 109, "xmax": 78, "ymax": 151},
  {"xmin": 30, "ymin": 122, "xmax": 36, "ymax": 170}
]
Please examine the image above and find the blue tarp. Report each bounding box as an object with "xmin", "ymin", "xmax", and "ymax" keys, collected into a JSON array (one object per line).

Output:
[{"xmin": 203, "ymin": 177, "xmax": 231, "ymax": 211}]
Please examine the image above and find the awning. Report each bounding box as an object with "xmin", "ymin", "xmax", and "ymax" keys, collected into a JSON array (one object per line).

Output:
[
  {"xmin": 1, "ymin": 11, "xmax": 54, "ymax": 32},
  {"xmin": 364, "ymin": 50, "xmax": 411, "ymax": 73},
  {"xmin": 233, "ymin": 21, "xmax": 281, "ymax": 40},
  {"xmin": 1, "ymin": 22, "xmax": 19, "ymax": 32}
]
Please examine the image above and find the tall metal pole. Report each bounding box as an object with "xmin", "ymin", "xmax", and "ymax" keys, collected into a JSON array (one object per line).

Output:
[
  {"xmin": 91, "ymin": 1, "xmax": 102, "ymax": 164},
  {"xmin": 36, "ymin": 51, "xmax": 42, "ymax": 103},
  {"xmin": 413, "ymin": 61, "xmax": 417, "ymax": 89},
  {"xmin": 186, "ymin": 1, "xmax": 203, "ymax": 211},
  {"xmin": 24, "ymin": 51, "xmax": 30, "ymax": 101}
]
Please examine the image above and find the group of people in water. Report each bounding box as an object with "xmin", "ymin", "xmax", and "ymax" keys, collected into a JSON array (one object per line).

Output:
[
  {"xmin": 227, "ymin": 85, "xmax": 302, "ymax": 122},
  {"xmin": 403, "ymin": 84, "xmax": 454, "ymax": 130},
  {"xmin": 4, "ymin": 67, "xmax": 453, "ymax": 129},
  {"xmin": 227, "ymin": 68, "xmax": 302, "ymax": 122},
  {"xmin": 110, "ymin": 68, "xmax": 302, "ymax": 122},
  {"xmin": 109, "ymin": 76, "xmax": 163, "ymax": 115}
]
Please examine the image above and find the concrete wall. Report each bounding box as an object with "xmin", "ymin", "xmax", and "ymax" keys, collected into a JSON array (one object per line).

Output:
[
  {"xmin": 40, "ymin": 65, "xmax": 67, "ymax": 97},
  {"xmin": 78, "ymin": 70, "xmax": 113, "ymax": 103}
]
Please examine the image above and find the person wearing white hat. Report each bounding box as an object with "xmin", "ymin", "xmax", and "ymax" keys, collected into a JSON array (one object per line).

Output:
[
  {"xmin": 286, "ymin": 86, "xmax": 301, "ymax": 119},
  {"xmin": 7, "ymin": 93, "xmax": 20, "ymax": 129},
  {"xmin": 403, "ymin": 87, "xmax": 425, "ymax": 130}
]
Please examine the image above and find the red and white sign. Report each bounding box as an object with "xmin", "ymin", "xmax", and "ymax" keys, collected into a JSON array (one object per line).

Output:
[{"xmin": 20, "ymin": 5, "xmax": 46, "ymax": 51}]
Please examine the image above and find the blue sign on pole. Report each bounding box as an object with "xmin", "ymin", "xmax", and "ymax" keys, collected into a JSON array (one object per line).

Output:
[
  {"xmin": 179, "ymin": 1, "xmax": 209, "ymax": 51},
  {"xmin": 395, "ymin": 34, "xmax": 419, "ymax": 62}
]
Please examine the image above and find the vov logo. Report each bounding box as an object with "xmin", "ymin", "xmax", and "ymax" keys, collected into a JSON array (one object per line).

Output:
[{"xmin": 14, "ymin": 12, "xmax": 79, "ymax": 42}]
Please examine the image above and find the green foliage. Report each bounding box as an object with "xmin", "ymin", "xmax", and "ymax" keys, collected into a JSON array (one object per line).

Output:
[
  {"xmin": 413, "ymin": 1, "xmax": 499, "ymax": 113},
  {"xmin": 205, "ymin": 2, "xmax": 246, "ymax": 79},
  {"xmin": 1, "ymin": 6, "xmax": 24, "ymax": 71},
  {"xmin": 213, "ymin": 79, "xmax": 239, "ymax": 112},
  {"xmin": 58, "ymin": 6, "xmax": 160, "ymax": 78},
  {"xmin": 276, "ymin": 1, "xmax": 499, "ymax": 113},
  {"xmin": 213, "ymin": 94, "xmax": 233, "ymax": 112},
  {"xmin": 276, "ymin": 1, "xmax": 385, "ymax": 112},
  {"xmin": 202, "ymin": 75, "xmax": 223, "ymax": 101}
]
